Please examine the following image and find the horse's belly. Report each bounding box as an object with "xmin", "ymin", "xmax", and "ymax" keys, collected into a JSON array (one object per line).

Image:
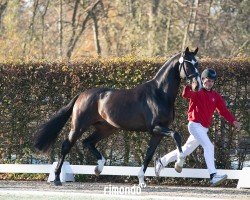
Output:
[
  {"xmin": 97, "ymin": 92, "xmax": 147, "ymax": 130},
  {"xmin": 98, "ymin": 107, "xmax": 146, "ymax": 130},
  {"xmin": 108, "ymin": 114, "xmax": 146, "ymax": 130}
]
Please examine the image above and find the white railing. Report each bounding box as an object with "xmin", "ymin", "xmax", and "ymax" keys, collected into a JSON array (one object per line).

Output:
[{"xmin": 0, "ymin": 162, "xmax": 249, "ymax": 189}]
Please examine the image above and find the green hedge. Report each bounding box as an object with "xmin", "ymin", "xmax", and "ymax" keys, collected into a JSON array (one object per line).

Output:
[{"xmin": 0, "ymin": 56, "xmax": 249, "ymax": 172}]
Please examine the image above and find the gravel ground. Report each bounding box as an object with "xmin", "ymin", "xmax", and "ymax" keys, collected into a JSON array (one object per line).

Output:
[{"xmin": 0, "ymin": 181, "xmax": 249, "ymax": 200}]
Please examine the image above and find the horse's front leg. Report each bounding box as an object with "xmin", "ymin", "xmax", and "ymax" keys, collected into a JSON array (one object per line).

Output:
[
  {"xmin": 138, "ymin": 134, "xmax": 163, "ymax": 188},
  {"xmin": 170, "ymin": 131, "xmax": 185, "ymax": 173},
  {"xmin": 153, "ymin": 126, "xmax": 185, "ymax": 173}
]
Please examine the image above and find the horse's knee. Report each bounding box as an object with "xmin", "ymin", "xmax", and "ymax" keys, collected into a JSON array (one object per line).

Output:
[
  {"xmin": 61, "ymin": 139, "xmax": 71, "ymax": 155},
  {"xmin": 152, "ymin": 125, "xmax": 162, "ymax": 134},
  {"xmin": 152, "ymin": 125, "xmax": 171, "ymax": 136}
]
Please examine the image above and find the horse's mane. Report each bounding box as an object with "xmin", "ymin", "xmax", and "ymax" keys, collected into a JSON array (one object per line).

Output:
[{"xmin": 153, "ymin": 52, "xmax": 181, "ymax": 81}]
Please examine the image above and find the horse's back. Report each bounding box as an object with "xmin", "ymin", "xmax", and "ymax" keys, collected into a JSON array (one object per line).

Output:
[{"xmin": 72, "ymin": 83, "xmax": 159, "ymax": 131}]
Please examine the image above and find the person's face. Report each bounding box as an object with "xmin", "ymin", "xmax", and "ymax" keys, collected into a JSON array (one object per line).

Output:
[{"xmin": 202, "ymin": 77, "xmax": 215, "ymax": 90}]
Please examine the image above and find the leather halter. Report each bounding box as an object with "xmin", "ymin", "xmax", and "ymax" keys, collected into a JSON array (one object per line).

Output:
[{"xmin": 178, "ymin": 56, "xmax": 199, "ymax": 80}]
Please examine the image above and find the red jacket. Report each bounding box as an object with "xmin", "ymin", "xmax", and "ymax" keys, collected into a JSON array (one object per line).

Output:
[{"xmin": 182, "ymin": 85, "xmax": 236, "ymax": 128}]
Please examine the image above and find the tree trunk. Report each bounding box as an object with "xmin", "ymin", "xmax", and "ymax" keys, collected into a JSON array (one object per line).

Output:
[
  {"xmin": 165, "ymin": 1, "xmax": 173, "ymax": 52},
  {"xmin": 148, "ymin": 0, "xmax": 160, "ymax": 56},
  {"xmin": 58, "ymin": 0, "xmax": 63, "ymax": 58},
  {"xmin": 204, "ymin": 0, "xmax": 213, "ymax": 49},
  {"xmin": 102, "ymin": 25, "xmax": 112, "ymax": 56},
  {"xmin": 128, "ymin": 0, "xmax": 136, "ymax": 18},
  {"xmin": 182, "ymin": 23, "xmax": 189, "ymax": 50},
  {"xmin": 91, "ymin": 12, "xmax": 101, "ymax": 56},
  {"xmin": 189, "ymin": 0, "xmax": 199, "ymax": 36},
  {"xmin": 66, "ymin": 0, "xmax": 80, "ymax": 59},
  {"xmin": 23, "ymin": 0, "xmax": 39, "ymax": 57},
  {"xmin": 41, "ymin": 0, "xmax": 50, "ymax": 59},
  {"xmin": 0, "ymin": 0, "xmax": 8, "ymax": 31},
  {"xmin": 182, "ymin": 1, "xmax": 197, "ymax": 50}
]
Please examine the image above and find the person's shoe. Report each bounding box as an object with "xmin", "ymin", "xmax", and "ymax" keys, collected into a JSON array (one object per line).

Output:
[
  {"xmin": 155, "ymin": 158, "xmax": 164, "ymax": 177},
  {"xmin": 210, "ymin": 174, "xmax": 228, "ymax": 186}
]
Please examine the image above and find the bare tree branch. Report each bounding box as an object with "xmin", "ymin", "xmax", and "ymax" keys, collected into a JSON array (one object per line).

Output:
[
  {"xmin": 66, "ymin": 0, "xmax": 102, "ymax": 59},
  {"xmin": 23, "ymin": 0, "xmax": 40, "ymax": 57},
  {"xmin": 41, "ymin": 0, "xmax": 50, "ymax": 58}
]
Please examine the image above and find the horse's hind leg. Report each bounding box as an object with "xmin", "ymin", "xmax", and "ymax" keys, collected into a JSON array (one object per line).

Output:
[
  {"xmin": 138, "ymin": 134, "xmax": 163, "ymax": 187},
  {"xmin": 83, "ymin": 122, "xmax": 114, "ymax": 175},
  {"xmin": 53, "ymin": 129, "xmax": 79, "ymax": 186},
  {"xmin": 54, "ymin": 137, "xmax": 71, "ymax": 186}
]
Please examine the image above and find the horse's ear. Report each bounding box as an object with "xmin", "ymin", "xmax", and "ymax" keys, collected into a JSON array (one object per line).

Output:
[
  {"xmin": 194, "ymin": 47, "xmax": 199, "ymax": 55},
  {"xmin": 185, "ymin": 47, "xmax": 190, "ymax": 54}
]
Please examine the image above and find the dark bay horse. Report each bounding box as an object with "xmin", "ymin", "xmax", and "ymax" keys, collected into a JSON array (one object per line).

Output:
[{"xmin": 35, "ymin": 47, "xmax": 201, "ymax": 187}]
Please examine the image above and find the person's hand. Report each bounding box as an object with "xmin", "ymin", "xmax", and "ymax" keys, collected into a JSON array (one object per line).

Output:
[
  {"xmin": 233, "ymin": 121, "xmax": 241, "ymax": 131},
  {"xmin": 186, "ymin": 79, "xmax": 192, "ymax": 86}
]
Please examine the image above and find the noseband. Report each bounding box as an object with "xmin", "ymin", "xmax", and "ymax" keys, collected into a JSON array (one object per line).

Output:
[{"xmin": 178, "ymin": 56, "xmax": 199, "ymax": 81}]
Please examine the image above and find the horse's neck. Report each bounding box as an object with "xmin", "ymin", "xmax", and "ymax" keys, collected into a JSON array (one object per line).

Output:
[{"xmin": 153, "ymin": 55, "xmax": 181, "ymax": 100}]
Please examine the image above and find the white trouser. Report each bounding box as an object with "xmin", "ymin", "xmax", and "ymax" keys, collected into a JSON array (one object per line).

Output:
[{"xmin": 160, "ymin": 121, "xmax": 216, "ymax": 174}]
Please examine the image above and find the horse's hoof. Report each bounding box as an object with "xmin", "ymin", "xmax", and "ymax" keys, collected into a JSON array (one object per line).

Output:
[
  {"xmin": 174, "ymin": 162, "xmax": 182, "ymax": 173},
  {"xmin": 138, "ymin": 173, "xmax": 146, "ymax": 188},
  {"xmin": 53, "ymin": 180, "xmax": 62, "ymax": 186},
  {"xmin": 94, "ymin": 166, "xmax": 101, "ymax": 176}
]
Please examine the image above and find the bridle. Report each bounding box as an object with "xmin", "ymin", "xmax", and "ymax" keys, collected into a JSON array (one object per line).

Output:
[{"xmin": 178, "ymin": 56, "xmax": 199, "ymax": 81}]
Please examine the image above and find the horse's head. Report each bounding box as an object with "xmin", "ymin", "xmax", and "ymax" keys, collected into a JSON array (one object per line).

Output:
[{"xmin": 178, "ymin": 47, "xmax": 202, "ymax": 91}]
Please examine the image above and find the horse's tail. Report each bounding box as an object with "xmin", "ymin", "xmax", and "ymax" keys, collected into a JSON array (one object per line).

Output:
[{"xmin": 34, "ymin": 94, "xmax": 79, "ymax": 153}]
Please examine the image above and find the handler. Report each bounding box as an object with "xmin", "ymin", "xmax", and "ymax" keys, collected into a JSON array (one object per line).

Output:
[{"xmin": 155, "ymin": 68, "xmax": 241, "ymax": 186}]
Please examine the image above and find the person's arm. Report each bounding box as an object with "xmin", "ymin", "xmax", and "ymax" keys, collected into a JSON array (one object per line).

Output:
[
  {"xmin": 182, "ymin": 85, "xmax": 196, "ymax": 99},
  {"xmin": 216, "ymin": 94, "xmax": 241, "ymax": 130}
]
